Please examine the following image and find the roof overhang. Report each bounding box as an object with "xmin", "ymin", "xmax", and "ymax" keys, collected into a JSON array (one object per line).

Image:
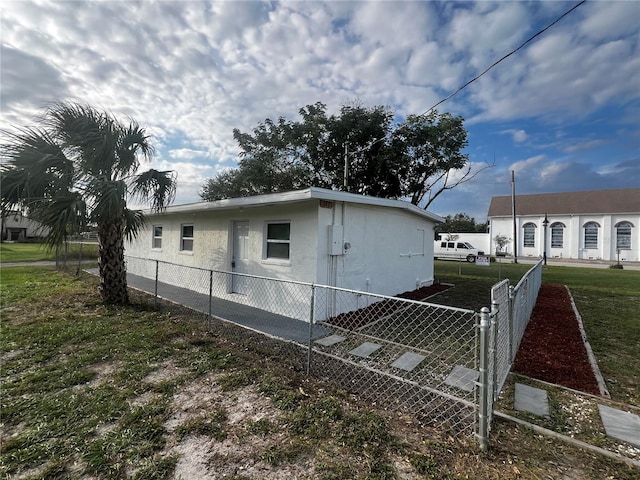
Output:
[{"xmin": 145, "ymin": 187, "xmax": 444, "ymax": 223}]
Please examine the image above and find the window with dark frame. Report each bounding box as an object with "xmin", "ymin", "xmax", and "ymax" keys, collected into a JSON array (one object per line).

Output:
[
  {"xmin": 266, "ymin": 222, "xmax": 290, "ymax": 259},
  {"xmin": 584, "ymin": 222, "xmax": 599, "ymax": 249},
  {"xmin": 616, "ymin": 222, "xmax": 632, "ymax": 250},
  {"xmin": 550, "ymin": 223, "xmax": 564, "ymax": 248},
  {"xmin": 523, "ymin": 223, "xmax": 536, "ymax": 248},
  {"xmin": 181, "ymin": 224, "xmax": 194, "ymax": 251},
  {"xmin": 152, "ymin": 225, "xmax": 163, "ymax": 249}
]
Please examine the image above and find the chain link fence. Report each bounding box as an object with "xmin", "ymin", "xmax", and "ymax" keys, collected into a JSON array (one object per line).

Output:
[
  {"xmin": 121, "ymin": 255, "xmax": 543, "ymax": 449},
  {"xmin": 55, "ymin": 241, "xmax": 99, "ymax": 275},
  {"xmin": 486, "ymin": 259, "xmax": 544, "ymax": 431},
  {"xmin": 310, "ymin": 285, "xmax": 479, "ymax": 436}
]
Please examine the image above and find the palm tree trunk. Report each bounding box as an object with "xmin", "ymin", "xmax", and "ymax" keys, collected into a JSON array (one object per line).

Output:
[{"xmin": 98, "ymin": 220, "xmax": 129, "ymax": 304}]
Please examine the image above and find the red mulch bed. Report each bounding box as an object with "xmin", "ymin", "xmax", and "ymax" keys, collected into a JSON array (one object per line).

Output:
[
  {"xmin": 513, "ymin": 283, "xmax": 601, "ymax": 395},
  {"xmin": 328, "ymin": 283, "xmax": 452, "ymax": 331}
]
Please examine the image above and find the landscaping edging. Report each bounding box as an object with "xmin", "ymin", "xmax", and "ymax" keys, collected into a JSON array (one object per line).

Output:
[{"xmin": 565, "ymin": 285, "xmax": 610, "ymax": 398}]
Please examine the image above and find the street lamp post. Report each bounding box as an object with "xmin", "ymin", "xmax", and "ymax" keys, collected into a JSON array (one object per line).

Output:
[{"xmin": 542, "ymin": 213, "xmax": 549, "ymax": 266}]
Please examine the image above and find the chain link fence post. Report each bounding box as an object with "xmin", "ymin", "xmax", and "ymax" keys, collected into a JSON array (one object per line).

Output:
[
  {"xmin": 208, "ymin": 270, "xmax": 214, "ymax": 329},
  {"xmin": 154, "ymin": 260, "xmax": 159, "ymax": 308},
  {"xmin": 491, "ymin": 300, "xmax": 499, "ymax": 402},
  {"xmin": 478, "ymin": 307, "xmax": 491, "ymax": 452},
  {"xmin": 306, "ymin": 284, "xmax": 315, "ymax": 375},
  {"xmin": 508, "ymin": 285, "xmax": 515, "ymax": 362}
]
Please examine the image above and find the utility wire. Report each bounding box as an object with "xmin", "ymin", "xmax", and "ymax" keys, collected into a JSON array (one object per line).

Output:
[
  {"xmin": 422, "ymin": 0, "xmax": 587, "ymax": 117},
  {"xmin": 358, "ymin": 0, "xmax": 587, "ymax": 153}
]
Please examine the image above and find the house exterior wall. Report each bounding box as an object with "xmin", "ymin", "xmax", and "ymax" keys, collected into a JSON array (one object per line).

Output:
[
  {"xmin": 489, "ymin": 213, "xmax": 640, "ymax": 262},
  {"xmin": 125, "ymin": 196, "xmax": 438, "ymax": 321},
  {"xmin": 2, "ymin": 212, "xmax": 48, "ymax": 240},
  {"xmin": 126, "ymin": 201, "xmax": 319, "ymax": 280},
  {"xmin": 337, "ymin": 203, "xmax": 435, "ymax": 295}
]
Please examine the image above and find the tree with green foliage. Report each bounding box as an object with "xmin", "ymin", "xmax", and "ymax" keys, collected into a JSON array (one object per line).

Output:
[
  {"xmin": 1, "ymin": 102, "xmax": 176, "ymax": 304},
  {"xmin": 201, "ymin": 102, "xmax": 487, "ymax": 209},
  {"xmin": 434, "ymin": 213, "xmax": 488, "ymax": 238}
]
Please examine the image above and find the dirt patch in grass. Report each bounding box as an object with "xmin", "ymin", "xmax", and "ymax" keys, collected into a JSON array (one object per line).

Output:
[
  {"xmin": 142, "ymin": 361, "xmax": 189, "ymax": 385},
  {"xmin": 513, "ymin": 284, "xmax": 600, "ymax": 395}
]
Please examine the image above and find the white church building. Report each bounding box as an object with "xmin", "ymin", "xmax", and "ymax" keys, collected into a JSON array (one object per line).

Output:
[{"xmin": 487, "ymin": 188, "xmax": 640, "ymax": 262}]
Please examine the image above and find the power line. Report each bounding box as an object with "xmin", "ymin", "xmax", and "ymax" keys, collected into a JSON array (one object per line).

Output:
[
  {"xmin": 421, "ymin": 0, "xmax": 587, "ymax": 117},
  {"xmin": 358, "ymin": 0, "xmax": 587, "ymax": 153}
]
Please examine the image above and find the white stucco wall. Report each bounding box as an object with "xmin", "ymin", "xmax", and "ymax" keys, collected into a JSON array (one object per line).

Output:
[
  {"xmin": 489, "ymin": 214, "xmax": 640, "ymax": 262},
  {"xmin": 336, "ymin": 203, "xmax": 435, "ymax": 295},
  {"xmin": 125, "ymin": 198, "xmax": 438, "ymax": 321},
  {"xmin": 126, "ymin": 202, "xmax": 319, "ymax": 279}
]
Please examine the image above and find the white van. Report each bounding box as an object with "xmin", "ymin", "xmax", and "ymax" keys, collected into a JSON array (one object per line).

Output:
[{"xmin": 434, "ymin": 240, "xmax": 484, "ymax": 263}]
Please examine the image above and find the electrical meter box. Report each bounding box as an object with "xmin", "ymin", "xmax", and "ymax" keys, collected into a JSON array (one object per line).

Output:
[{"xmin": 328, "ymin": 225, "xmax": 344, "ymax": 255}]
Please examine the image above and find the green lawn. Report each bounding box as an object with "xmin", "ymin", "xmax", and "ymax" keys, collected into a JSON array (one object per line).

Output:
[
  {"xmin": 434, "ymin": 260, "xmax": 640, "ymax": 406},
  {"xmin": 0, "ymin": 242, "xmax": 98, "ymax": 263},
  {"xmin": 1, "ymin": 266, "xmax": 635, "ymax": 479}
]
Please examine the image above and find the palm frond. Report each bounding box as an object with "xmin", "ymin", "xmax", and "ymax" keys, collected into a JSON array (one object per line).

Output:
[
  {"xmin": 130, "ymin": 169, "xmax": 177, "ymax": 212},
  {"xmin": 28, "ymin": 192, "xmax": 87, "ymax": 248},
  {"xmin": 44, "ymin": 102, "xmax": 120, "ymax": 179},
  {"xmin": 114, "ymin": 121, "xmax": 154, "ymax": 178},
  {"xmin": 1, "ymin": 127, "xmax": 74, "ymax": 208},
  {"xmin": 122, "ymin": 208, "xmax": 146, "ymax": 241},
  {"xmin": 89, "ymin": 179, "xmax": 127, "ymax": 226}
]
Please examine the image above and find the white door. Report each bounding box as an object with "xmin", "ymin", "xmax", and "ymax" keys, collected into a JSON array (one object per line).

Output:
[{"xmin": 232, "ymin": 221, "xmax": 249, "ymax": 294}]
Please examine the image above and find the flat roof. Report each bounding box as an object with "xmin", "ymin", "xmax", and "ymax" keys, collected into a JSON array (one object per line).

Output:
[{"xmin": 148, "ymin": 187, "xmax": 444, "ymax": 223}]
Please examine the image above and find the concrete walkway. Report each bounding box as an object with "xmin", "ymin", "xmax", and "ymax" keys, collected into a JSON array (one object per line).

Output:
[{"xmin": 122, "ymin": 271, "xmax": 333, "ymax": 344}]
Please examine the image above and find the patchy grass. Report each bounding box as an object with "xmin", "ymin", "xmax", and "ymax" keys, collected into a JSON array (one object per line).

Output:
[
  {"xmin": 1, "ymin": 266, "xmax": 637, "ymax": 479},
  {"xmin": 434, "ymin": 260, "xmax": 640, "ymax": 406},
  {"xmin": 498, "ymin": 375, "xmax": 640, "ymax": 462}
]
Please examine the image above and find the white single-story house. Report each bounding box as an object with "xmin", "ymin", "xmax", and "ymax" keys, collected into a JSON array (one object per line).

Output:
[
  {"xmin": 487, "ymin": 188, "xmax": 640, "ymax": 262},
  {"xmin": 1, "ymin": 210, "xmax": 49, "ymax": 241},
  {"xmin": 125, "ymin": 187, "xmax": 443, "ymax": 319}
]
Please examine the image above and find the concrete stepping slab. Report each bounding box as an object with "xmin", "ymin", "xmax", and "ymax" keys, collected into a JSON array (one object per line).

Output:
[
  {"xmin": 349, "ymin": 342, "xmax": 382, "ymax": 358},
  {"xmin": 314, "ymin": 334, "xmax": 346, "ymax": 346},
  {"xmin": 514, "ymin": 383, "xmax": 549, "ymax": 417},
  {"xmin": 598, "ymin": 404, "xmax": 640, "ymax": 448},
  {"xmin": 445, "ymin": 365, "xmax": 479, "ymax": 392},
  {"xmin": 391, "ymin": 352, "xmax": 425, "ymax": 372}
]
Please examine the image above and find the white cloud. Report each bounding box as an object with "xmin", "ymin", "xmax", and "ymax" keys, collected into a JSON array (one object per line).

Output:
[
  {"xmin": 510, "ymin": 155, "xmax": 546, "ymax": 174},
  {"xmin": 1, "ymin": 0, "xmax": 637, "ymax": 214},
  {"xmin": 501, "ymin": 129, "xmax": 528, "ymax": 143},
  {"xmin": 562, "ymin": 139, "xmax": 609, "ymax": 153},
  {"xmin": 169, "ymin": 148, "xmax": 210, "ymax": 160}
]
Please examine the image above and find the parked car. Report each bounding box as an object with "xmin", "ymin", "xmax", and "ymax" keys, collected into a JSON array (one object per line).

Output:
[{"xmin": 434, "ymin": 240, "xmax": 484, "ymax": 263}]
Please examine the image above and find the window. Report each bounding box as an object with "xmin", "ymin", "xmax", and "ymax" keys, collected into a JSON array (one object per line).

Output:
[
  {"xmin": 180, "ymin": 224, "xmax": 194, "ymax": 251},
  {"xmin": 523, "ymin": 223, "xmax": 536, "ymax": 248},
  {"xmin": 550, "ymin": 223, "xmax": 564, "ymax": 248},
  {"xmin": 440, "ymin": 242, "xmax": 447, "ymax": 248},
  {"xmin": 457, "ymin": 242, "xmax": 468, "ymax": 249},
  {"xmin": 152, "ymin": 225, "xmax": 163, "ymax": 249},
  {"xmin": 266, "ymin": 222, "xmax": 290, "ymax": 259},
  {"xmin": 616, "ymin": 222, "xmax": 632, "ymax": 250},
  {"xmin": 584, "ymin": 222, "xmax": 599, "ymax": 249},
  {"xmin": 447, "ymin": 242, "xmax": 454, "ymax": 248}
]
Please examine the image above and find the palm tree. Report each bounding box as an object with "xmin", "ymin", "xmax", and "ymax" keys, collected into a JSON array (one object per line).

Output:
[{"xmin": 1, "ymin": 102, "xmax": 176, "ymax": 304}]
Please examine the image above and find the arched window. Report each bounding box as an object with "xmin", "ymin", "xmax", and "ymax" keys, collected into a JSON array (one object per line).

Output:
[
  {"xmin": 550, "ymin": 222, "xmax": 565, "ymax": 248},
  {"xmin": 616, "ymin": 221, "xmax": 633, "ymax": 250},
  {"xmin": 523, "ymin": 222, "xmax": 536, "ymax": 248},
  {"xmin": 584, "ymin": 222, "xmax": 600, "ymax": 249}
]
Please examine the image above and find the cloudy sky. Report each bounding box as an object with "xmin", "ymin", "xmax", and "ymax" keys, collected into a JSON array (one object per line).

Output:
[{"xmin": 2, "ymin": 0, "xmax": 639, "ymax": 220}]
